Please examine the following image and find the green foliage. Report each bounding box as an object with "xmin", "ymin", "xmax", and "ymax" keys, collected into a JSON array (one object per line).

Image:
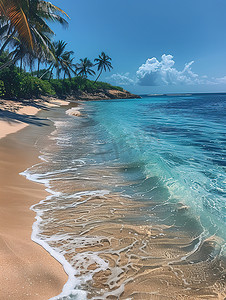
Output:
[
  {"xmin": 18, "ymin": 74, "xmax": 55, "ymax": 98},
  {"xmin": 48, "ymin": 77, "xmax": 123, "ymax": 97},
  {"xmin": 50, "ymin": 79, "xmax": 72, "ymax": 96},
  {"xmin": 0, "ymin": 80, "xmax": 6, "ymax": 97},
  {"xmin": 0, "ymin": 66, "xmax": 22, "ymax": 98},
  {"xmin": 0, "ymin": 65, "xmax": 55, "ymax": 98},
  {"xmin": 92, "ymin": 81, "xmax": 123, "ymax": 92},
  {"xmin": 0, "ymin": 63, "xmax": 122, "ymax": 99},
  {"xmin": 33, "ymin": 69, "xmax": 51, "ymax": 80}
]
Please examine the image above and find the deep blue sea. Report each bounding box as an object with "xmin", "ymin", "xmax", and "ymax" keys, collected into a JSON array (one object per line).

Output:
[{"xmin": 23, "ymin": 93, "xmax": 226, "ymax": 299}]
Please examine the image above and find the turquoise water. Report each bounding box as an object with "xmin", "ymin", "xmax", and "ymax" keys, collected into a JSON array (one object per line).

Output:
[
  {"xmin": 23, "ymin": 93, "xmax": 226, "ymax": 299},
  {"xmin": 84, "ymin": 94, "xmax": 226, "ymax": 241}
]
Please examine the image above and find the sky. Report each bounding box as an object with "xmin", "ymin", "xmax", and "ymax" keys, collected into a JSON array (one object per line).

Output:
[{"xmin": 52, "ymin": 0, "xmax": 226, "ymax": 94}]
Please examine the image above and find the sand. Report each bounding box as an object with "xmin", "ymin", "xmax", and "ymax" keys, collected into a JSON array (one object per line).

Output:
[
  {"xmin": 0, "ymin": 100, "xmax": 69, "ymax": 300},
  {"xmin": 0, "ymin": 98, "xmax": 69, "ymax": 139}
]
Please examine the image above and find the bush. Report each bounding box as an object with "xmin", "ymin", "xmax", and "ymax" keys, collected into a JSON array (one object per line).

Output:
[
  {"xmin": 40, "ymin": 80, "xmax": 56, "ymax": 96},
  {"xmin": 0, "ymin": 80, "xmax": 6, "ymax": 97},
  {"xmin": 50, "ymin": 79, "xmax": 64, "ymax": 96},
  {"xmin": 18, "ymin": 74, "xmax": 56, "ymax": 98},
  {"xmin": 0, "ymin": 66, "xmax": 21, "ymax": 98},
  {"xmin": 0, "ymin": 66, "xmax": 55, "ymax": 98},
  {"xmin": 92, "ymin": 81, "xmax": 123, "ymax": 91}
]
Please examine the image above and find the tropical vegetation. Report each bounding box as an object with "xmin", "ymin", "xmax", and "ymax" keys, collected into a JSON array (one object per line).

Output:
[{"xmin": 0, "ymin": 0, "xmax": 115, "ymax": 99}]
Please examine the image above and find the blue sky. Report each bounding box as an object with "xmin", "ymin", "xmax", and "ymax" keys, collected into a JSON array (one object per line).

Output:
[{"xmin": 52, "ymin": 0, "xmax": 226, "ymax": 93}]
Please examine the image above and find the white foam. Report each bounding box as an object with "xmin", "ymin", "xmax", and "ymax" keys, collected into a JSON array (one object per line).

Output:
[
  {"xmin": 32, "ymin": 214, "xmax": 87, "ymax": 300},
  {"xmin": 21, "ymin": 165, "xmax": 115, "ymax": 299},
  {"xmin": 19, "ymin": 109, "xmax": 125, "ymax": 299},
  {"xmin": 39, "ymin": 154, "xmax": 49, "ymax": 162},
  {"xmin": 66, "ymin": 189, "xmax": 110, "ymax": 200},
  {"xmin": 21, "ymin": 167, "xmax": 91, "ymax": 299},
  {"xmin": 66, "ymin": 106, "xmax": 84, "ymax": 118}
]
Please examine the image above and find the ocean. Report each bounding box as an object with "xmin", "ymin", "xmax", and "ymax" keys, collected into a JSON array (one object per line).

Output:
[{"xmin": 22, "ymin": 94, "xmax": 226, "ymax": 299}]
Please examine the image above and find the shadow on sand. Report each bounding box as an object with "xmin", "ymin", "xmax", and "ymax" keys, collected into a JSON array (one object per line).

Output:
[{"xmin": 0, "ymin": 100, "xmax": 49, "ymax": 127}]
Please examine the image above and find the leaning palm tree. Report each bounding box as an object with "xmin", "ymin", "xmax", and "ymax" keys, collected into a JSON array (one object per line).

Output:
[
  {"xmin": 76, "ymin": 58, "xmax": 95, "ymax": 78},
  {"xmin": 94, "ymin": 52, "xmax": 113, "ymax": 83},
  {"xmin": 0, "ymin": 0, "xmax": 69, "ymax": 69}
]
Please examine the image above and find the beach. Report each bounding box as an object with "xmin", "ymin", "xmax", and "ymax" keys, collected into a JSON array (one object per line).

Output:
[
  {"xmin": 0, "ymin": 99, "xmax": 68, "ymax": 300},
  {"xmin": 1, "ymin": 0, "xmax": 226, "ymax": 298},
  {"xmin": 0, "ymin": 95, "xmax": 225, "ymax": 300}
]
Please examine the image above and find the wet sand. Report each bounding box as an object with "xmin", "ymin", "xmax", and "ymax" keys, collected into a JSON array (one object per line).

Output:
[
  {"xmin": 33, "ymin": 145, "xmax": 225, "ymax": 300},
  {"xmin": 0, "ymin": 104, "xmax": 68, "ymax": 299},
  {"xmin": 39, "ymin": 188, "xmax": 225, "ymax": 300}
]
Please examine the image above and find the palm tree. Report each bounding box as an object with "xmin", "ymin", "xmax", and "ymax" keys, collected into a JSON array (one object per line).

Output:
[
  {"xmin": 0, "ymin": 0, "xmax": 69, "ymax": 69},
  {"xmin": 76, "ymin": 58, "xmax": 95, "ymax": 78},
  {"xmin": 8, "ymin": 39, "xmax": 30, "ymax": 72},
  {"xmin": 40, "ymin": 40, "xmax": 76, "ymax": 80},
  {"xmin": 94, "ymin": 52, "xmax": 113, "ymax": 83},
  {"xmin": 27, "ymin": 1, "xmax": 69, "ymax": 55},
  {"xmin": 0, "ymin": 0, "xmax": 33, "ymax": 50},
  {"xmin": 61, "ymin": 52, "xmax": 77, "ymax": 80},
  {"xmin": 52, "ymin": 40, "xmax": 76, "ymax": 79}
]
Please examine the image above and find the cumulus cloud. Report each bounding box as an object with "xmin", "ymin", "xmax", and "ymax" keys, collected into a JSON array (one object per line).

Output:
[
  {"xmin": 136, "ymin": 54, "xmax": 201, "ymax": 86},
  {"xmin": 109, "ymin": 54, "xmax": 226, "ymax": 87}
]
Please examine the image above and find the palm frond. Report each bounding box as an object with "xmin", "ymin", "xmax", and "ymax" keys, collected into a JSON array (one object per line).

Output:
[{"xmin": 0, "ymin": 0, "xmax": 33, "ymax": 49}]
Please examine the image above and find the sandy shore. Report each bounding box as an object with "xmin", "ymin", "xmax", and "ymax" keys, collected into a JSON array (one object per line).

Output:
[
  {"xmin": 0, "ymin": 98, "xmax": 69, "ymax": 139},
  {"xmin": 0, "ymin": 99, "xmax": 69, "ymax": 300}
]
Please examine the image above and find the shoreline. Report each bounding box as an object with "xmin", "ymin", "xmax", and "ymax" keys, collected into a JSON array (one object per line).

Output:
[
  {"xmin": 1, "ymin": 96, "xmax": 225, "ymax": 299},
  {"xmin": 0, "ymin": 98, "xmax": 70, "ymax": 139},
  {"xmin": 0, "ymin": 95, "xmax": 136, "ymax": 299},
  {"xmin": 0, "ymin": 100, "xmax": 69, "ymax": 299}
]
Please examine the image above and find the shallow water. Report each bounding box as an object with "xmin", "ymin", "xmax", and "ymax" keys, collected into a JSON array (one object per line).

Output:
[{"xmin": 22, "ymin": 94, "xmax": 226, "ymax": 299}]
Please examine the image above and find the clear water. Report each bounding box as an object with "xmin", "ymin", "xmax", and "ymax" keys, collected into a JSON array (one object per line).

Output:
[
  {"xmin": 87, "ymin": 94, "xmax": 226, "ymax": 238},
  {"xmin": 22, "ymin": 94, "xmax": 226, "ymax": 299}
]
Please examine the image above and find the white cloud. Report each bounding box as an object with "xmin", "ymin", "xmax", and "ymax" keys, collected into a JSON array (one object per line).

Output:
[
  {"xmin": 109, "ymin": 72, "xmax": 136, "ymax": 85},
  {"xmin": 136, "ymin": 54, "xmax": 201, "ymax": 86},
  {"xmin": 109, "ymin": 54, "xmax": 226, "ymax": 87},
  {"xmin": 214, "ymin": 76, "xmax": 226, "ymax": 84}
]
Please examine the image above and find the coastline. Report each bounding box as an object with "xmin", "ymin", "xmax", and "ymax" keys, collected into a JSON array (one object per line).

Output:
[
  {"xmin": 0, "ymin": 88, "xmax": 140, "ymax": 139},
  {"xmin": 0, "ymin": 93, "xmax": 138, "ymax": 299},
  {"xmin": 1, "ymin": 95, "xmax": 224, "ymax": 299},
  {"xmin": 66, "ymin": 89, "xmax": 141, "ymax": 101},
  {"xmin": 0, "ymin": 100, "xmax": 69, "ymax": 299}
]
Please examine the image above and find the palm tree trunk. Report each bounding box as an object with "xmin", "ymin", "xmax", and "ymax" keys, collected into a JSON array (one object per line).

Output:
[
  {"xmin": 94, "ymin": 68, "xmax": 103, "ymax": 83},
  {"xmin": 0, "ymin": 29, "xmax": 16, "ymax": 56},
  {"xmin": 49, "ymin": 66, "xmax": 54, "ymax": 81},
  {"xmin": 0, "ymin": 55, "xmax": 20, "ymax": 70},
  {"xmin": 20, "ymin": 57, "xmax": 23, "ymax": 73},
  {"xmin": 37, "ymin": 59, "xmax": 40, "ymax": 77},
  {"xmin": 39, "ymin": 64, "xmax": 53, "ymax": 79}
]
